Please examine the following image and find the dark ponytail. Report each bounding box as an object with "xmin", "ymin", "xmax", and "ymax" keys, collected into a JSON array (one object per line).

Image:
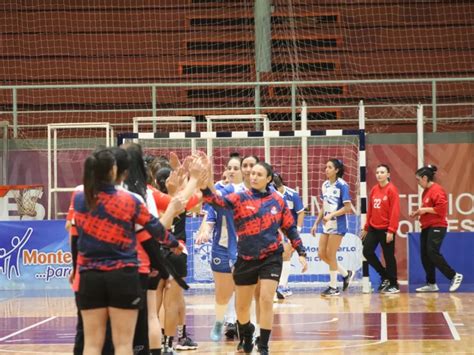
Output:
[
  {"xmin": 416, "ymin": 164, "xmax": 438, "ymax": 182},
  {"xmin": 155, "ymin": 167, "xmax": 172, "ymax": 194},
  {"xmin": 83, "ymin": 149, "xmax": 115, "ymax": 209},
  {"xmin": 124, "ymin": 143, "xmax": 148, "ymax": 199},
  {"xmin": 329, "ymin": 158, "xmax": 345, "ymax": 178}
]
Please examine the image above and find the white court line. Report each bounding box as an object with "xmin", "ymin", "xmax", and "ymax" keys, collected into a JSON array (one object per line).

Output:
[
  {"xmin": 443, "ymin": 311, "xmax": 461, "ymax": 341},
  {"xmin": 0, "ymin": 316, "xmax": 57, "ymax": 342},
  {"xmin": 380, "ymin": 312, "xmax": 387, "ymax": 342}
]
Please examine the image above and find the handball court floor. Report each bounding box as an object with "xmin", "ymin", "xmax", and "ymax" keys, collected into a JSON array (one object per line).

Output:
[{"xmin": 0, "ymin": 288, "xmax": 472, "ymax": 354}]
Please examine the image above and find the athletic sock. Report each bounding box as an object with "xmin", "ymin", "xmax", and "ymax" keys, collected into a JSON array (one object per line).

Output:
[
  {"xmin": 279, "ymin": 261, "xmax": 291, "ymax": 287},
  {"xmin": 330, "ymin": 271, "xmax": 338, "ymax": 288},
  {"xmin": 224, "ymin": 293, "xmax": 236, "ymax": 323},
  {"xmin": 337, "ymin": 263, "xmax": 348, "ymax": 278},
  {"xmin": 177, "ymin": 325, "xmax": 184, "ymax": 339},
  {"xmin": 259, "ymin": 328, "xmax": 271, "ymax": 348},
  {"xmin": 215, "ymin": 303, "xmax": 227, "ymax": 322}
]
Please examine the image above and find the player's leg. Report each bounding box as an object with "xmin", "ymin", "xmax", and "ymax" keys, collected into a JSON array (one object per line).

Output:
[
  {"xmin": 233, "ymin": 258, "xmax": 259, "ymax": 353},
  {"xmin": 256, "ymin": 253, "xmax": 283, "ymax": 354},
  {"xmin": 321, "ymin": 234, "xmax": 343, "ymax": 296},
  {"xmin": 363, "ymin": 228, "xmax": 389, "ymax": 291},
  {"xmin": 210, "ymin": 271, "xmax": 235, "ymax": 341}
]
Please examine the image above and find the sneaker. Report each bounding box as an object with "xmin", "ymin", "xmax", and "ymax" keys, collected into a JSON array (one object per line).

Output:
[
  {"xmin": 342, "ymin": 270, "xmax": 353, "ymax": 291},
  {"xmin": 382, "ymin": 284, "xmax": 400, "ymax": 294},
  {"xmin": 321, "ymin": 286, "xmax": 340, "ymax": 297},
  {"xmin": 237, "ymin": 339, "xmax": 244, "ymax": 353},
  {"xmin": 175, "ymin": 336, "xmax": 198, "ymax": 350},
  {"xmin": 378, "ymin": 279, "xmax": 390, "ymax": 292},
  {"xmin": 210, "ymin": 321, "xmax": 223, "ymax": 342},
  {"xmin": 275, "ymin": 286, "xmax": 286, "ymax": 300},
  {"xmin": 449, "ymin": 273, "xmax": 463, "ymax": 292},
  {"xmin": 237, "ymin": 322, "xmax": 254, "ymax": 354},
  {"xmin": 416, "ymin": 283, "xmax": 439, "ymax": 292},
  {"xmin": 258, "ymin": 344, "xmax": 269, "ymax": 355},
  {"xmin": 163, "ymin": 344, "xmax": 177, "ymax": 355},
  {"xmin": 362, "ymin": 277, "xmax": 373, "ymax": 294},
  {"xmin": 224, "ymin": 322, "xmax": 237, "ymax": 339},
  {"xmin": 282, "ymin": 287, "xmax": 293, "ymax": 297}
]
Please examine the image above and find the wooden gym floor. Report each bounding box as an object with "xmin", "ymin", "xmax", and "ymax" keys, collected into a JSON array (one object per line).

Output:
[{"xmin": 0, "ymin": 289, "xmax": 472, "ymax": 354}]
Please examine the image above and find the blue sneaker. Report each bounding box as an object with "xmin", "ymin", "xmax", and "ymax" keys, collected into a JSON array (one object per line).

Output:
[{"xmin": 210, "ymin": 321, "xmax": 223, "ymax": 342}]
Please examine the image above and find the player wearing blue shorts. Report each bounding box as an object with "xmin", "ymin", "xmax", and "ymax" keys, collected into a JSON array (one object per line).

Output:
[
  {"xmin": 197, "ymin": 155, "xmax": 244, "ymax": 341},
  {"xmin": 311, "ymin": 159, "xmax": 354, "ymax": 297}
]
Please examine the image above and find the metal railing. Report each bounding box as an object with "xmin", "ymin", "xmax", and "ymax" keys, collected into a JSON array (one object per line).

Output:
[{"xmin": 1, "ymin": 77, "xmax": 474, "ymax": 136}]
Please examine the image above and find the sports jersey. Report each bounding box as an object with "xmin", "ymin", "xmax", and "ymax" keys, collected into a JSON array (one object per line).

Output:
[
  {"xmin": 320, "ymin": 178, "xmax": 351, "ymax": 235},
  {"xmin": 204, "ymin": 182, "xmax": 245, "ymax": 269},
  {"xmin": 202, "ymin": 187, "xmax": 305, "ymax": 261},
  {"xmin": 364, "ymin": 182, "xmax": 400, "ymax": 233},
  {"xmin": 419, "ymin": 182, "xmax": 448, "ymax": 228},
  {"xmin": 73, "ymin": 184, "xmax": 178, "ymax": 272},
  {"xmin": 280, "ymin": 186, "xmax": 304, "ymax": 224}
]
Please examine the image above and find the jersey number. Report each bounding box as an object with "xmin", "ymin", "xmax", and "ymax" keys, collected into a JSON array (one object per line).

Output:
[{"xmin": 373, "ymin": 198, "xmax": 382, "ymax": 209}]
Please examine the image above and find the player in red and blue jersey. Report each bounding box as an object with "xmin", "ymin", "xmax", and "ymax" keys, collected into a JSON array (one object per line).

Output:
[
  {"xmin": 73, "ymin": 148, "xmax": 184, "ymax": 355},
  {"xmin": 201, "ymin": 160, "xmax": 308, "ymax": 355}
]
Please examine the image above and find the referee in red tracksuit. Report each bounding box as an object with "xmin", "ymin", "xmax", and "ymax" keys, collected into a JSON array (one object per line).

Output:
[
  {"xmin": 362, "ymin": 164, "xmax": 401, "ymax": 294},
  {"xmin": 410, "ymin": 165, "xmax": 463, "ymax": 293}
]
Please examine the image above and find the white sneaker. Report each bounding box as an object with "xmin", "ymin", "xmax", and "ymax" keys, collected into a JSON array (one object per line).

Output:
[
  {"xmin": 449, "ymin": 273, "xmax": 463, "ymax": 292},
  {"xmin": 416, "ymin": 283, "xmax": 439, "ymax": 292},
  {"xmin": 362, "ymin": 277, "xmax": 372, "ymax": 294}
]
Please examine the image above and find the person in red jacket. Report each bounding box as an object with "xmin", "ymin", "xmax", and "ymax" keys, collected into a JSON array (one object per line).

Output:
[
  {"xmin": 410, "ymin": 165, "xmax": 463, "ymax": 292},
  {"xmin": 361, "ymin": 164, "xmax": 400, "ymax": 294}
]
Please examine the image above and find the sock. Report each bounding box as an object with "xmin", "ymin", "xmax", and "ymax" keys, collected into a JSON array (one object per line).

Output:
[
  {"xmin": 259, "ymin": 328, "xmax": 271, "ymax": 348},
  {"xmin": 215, "ymin": 303, "xmax": 227, "ymax": 323},
  {"xmin": 255, "ymin": 323, "xmax": 260, "ymax": 337},
  {"xmin": 279, "ymin": 261, "xmax": 291, "ymax": 287},
  {"xmin": 177, "ymin": 325, "xmax": 184, "ymax": 339},
  {"xmin": 337, "ymin": 263, "xmax": 348, "ymax": 278},
  {"xmin": 164, "ymin": 336, "xmax": 173, "ymax": 348},
  {"xmin": 329, "ymin": 271, "xmax": 338, "ymax": 288},
  {"xmin": 150, "ymin": 349, "xmax": 161, "ymax": 355},
  {"xmin": 224, "ymin": 293, "xmax": 236, "ymax": 323}
]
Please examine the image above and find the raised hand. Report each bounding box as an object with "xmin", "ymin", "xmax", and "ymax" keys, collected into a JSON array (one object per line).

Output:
[
  {"xmin": 169, "ymin": 152, "xmax": 181, "ymax": 171},
  {"xmin": 167, "ymin": 195, "xmax": 186, "ymax": 216},
  {"xmin": 166, "ymin": 169, "xmax": 186, "ymax": 196}
]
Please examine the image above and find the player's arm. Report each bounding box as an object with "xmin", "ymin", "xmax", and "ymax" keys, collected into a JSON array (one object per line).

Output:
[
  {"xmin": 138, "ymin": 230, "xmax": 170, "ymax": 279},
  {"xmin": 280, "ymin": 201, "xmax": 308, "ymax": 272},
  {"xmin": 387, "ymin": 186, "xmax": 400, "ymax": 234}
]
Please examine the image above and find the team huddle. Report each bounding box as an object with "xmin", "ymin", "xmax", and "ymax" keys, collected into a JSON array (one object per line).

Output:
[{"xmin": 67, "ymin": 144, "xmax": 463, "ymax": 355}]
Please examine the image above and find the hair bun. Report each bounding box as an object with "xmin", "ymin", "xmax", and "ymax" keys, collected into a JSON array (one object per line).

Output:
[{"xmin": 427, "ymin": 164, "xmax": 438, "ymax": 172}]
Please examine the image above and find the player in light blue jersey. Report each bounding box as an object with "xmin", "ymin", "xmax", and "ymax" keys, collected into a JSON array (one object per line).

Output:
[
  {"xmin": 197, "ymin": 155, "xmax": 244, "ymax": 342},
  {"xmin": 272, "ymin": 173, "xmax": 305, "ymax": 300},
  {"xmin": 311, "ymin": 159, "xmax": 354, "ymax": 297}
]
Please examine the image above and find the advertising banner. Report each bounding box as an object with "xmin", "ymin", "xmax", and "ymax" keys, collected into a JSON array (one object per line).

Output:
[
  {"xmin": 408, "ymin": 232, "xmax": 474, "ymax": 292},
  {"xmin": 0, "ymin": 220, "xmax": 71, "ymax": 289}
]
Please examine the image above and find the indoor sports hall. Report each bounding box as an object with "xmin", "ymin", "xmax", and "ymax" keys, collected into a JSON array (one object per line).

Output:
[{"xmin": 0, "ymin": 1, "xmax": 473, "ymax": 354}]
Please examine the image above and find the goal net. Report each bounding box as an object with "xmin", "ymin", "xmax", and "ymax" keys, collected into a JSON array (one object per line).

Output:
[
  {"xmin": 2, "ymin": 0, "xmax": 473, "ymax": 140},
  {"xmin": 119, "ymin": 129, "xmax": 364, "ymax": 290}
]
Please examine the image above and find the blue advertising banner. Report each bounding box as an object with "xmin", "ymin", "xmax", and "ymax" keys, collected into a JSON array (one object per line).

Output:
[
  {"xmin": 1, "ymin": 216, "xmax": 363, "ymax": 290},
  {"xmin": 408, "ymin": 232, "xmax": 474, "ymax": 292},
  {"xmin": 0, "ymin": 220, "xmax": 71, "ymax": 290}
]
